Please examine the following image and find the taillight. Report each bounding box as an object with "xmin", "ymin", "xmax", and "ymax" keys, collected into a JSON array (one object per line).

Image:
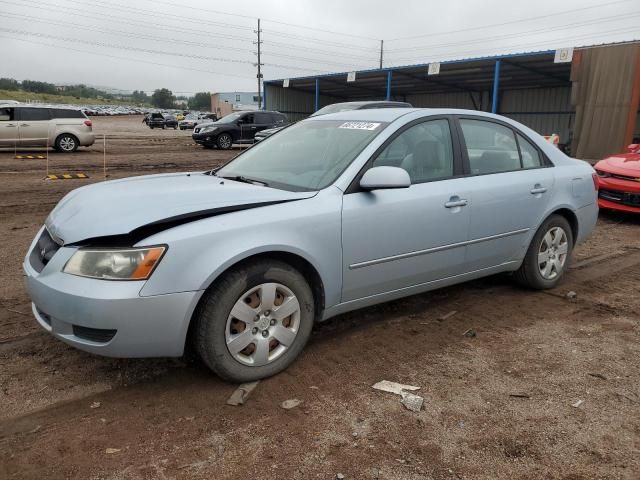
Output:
[
  {"xmin": 592, "ymin": 172, "xmax": 599, "ymax": 191},
  {"xmin": 84, "ymin": 120, "xmax": 92, "ymax": 127}
]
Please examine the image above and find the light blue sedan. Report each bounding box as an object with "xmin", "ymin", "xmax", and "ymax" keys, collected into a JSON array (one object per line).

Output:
[{"xmin": 24, "ymin": 108, "xmax": 598, "ymax": 382}]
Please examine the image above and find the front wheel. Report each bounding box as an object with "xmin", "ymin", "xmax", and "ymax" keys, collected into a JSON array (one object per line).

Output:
[
  {"xmin": 194, "ymin": 260, "xmax": 315, "ymax": 382},
  {"xmin": 216, "ymin": 133, "xmax": 232, "ymax": 150},
  {"xmin": 514, "ymin": 214, "xmax": 573, "ymax": 289}
]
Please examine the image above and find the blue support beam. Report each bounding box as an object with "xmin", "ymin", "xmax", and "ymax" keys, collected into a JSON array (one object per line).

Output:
[
  {"xmin": 386, "ymin": 70, "xmax": 392, "ymax": 100},
  {"xmin": 491, "ymin": 60, "xmax": 501, "ymax": 114},
  {"xmin": 314, "ymin": 78, "xmax": 320, "ymax": 112}
]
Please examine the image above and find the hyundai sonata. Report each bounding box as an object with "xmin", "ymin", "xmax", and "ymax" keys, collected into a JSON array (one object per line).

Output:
[{"xmin": 24, "ymin": 108, "xmax": 598, "ymax": 382}]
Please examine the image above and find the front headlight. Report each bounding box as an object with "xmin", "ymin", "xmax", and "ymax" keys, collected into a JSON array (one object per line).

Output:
[
  {"xmin": 63, "ymin": 246, "xmax": 166, "ymax": 280},
  {"xmin": 595, "ymin": 169, "xmax": 611, "ymax": 178},
  {"xmin": 201, "ymin": 125, "xmax": 217, "ymax": 133}
]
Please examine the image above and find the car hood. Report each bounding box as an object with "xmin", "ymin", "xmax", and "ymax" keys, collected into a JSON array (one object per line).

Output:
[
  {"xmin": 596, "ymin": 153, "xmax": 640, "ymax": 174},
  {"xmin": 46, "ymin": 172, "xmax": 317, "ymax": 245}
]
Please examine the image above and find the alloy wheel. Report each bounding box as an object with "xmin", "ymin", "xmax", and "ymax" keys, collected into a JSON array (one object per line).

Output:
[
  {"xmin": 224, "ymin": 283, "xmax": 300, "ymax": 366},
  {"xmin": 59, "ymin": 136, "xmax": 76, "ymax": 152}
]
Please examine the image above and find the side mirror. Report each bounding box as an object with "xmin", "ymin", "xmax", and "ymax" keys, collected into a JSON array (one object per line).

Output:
[
  {"xmin": 360, "ymin": 166, "xmax": 411, "ymax": 190},
  {"xmin": 627, "ymin": 143, "xmax": 639, "ymax": 153}
]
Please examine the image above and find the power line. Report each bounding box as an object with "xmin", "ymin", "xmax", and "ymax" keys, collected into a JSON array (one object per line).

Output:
[
  {"xmin": 387, "ymin": 25, "xmax": 640, "ymax": 64},
  {"xmin": 1, "ymin": 35, "xmax": 253, "ymax": 80},
  {"xmin": 386, "ymin": 0, "xmax": 635, "ymax": 41},
  {"xmin": 386, "ymin": 11, "xmax": 640, "ymax": 55},
  {"xmin": 262, "ymin": 28, "xmax": 378, "ymax": 53},
  {"xmin": 0, "ymin": 27, "xmax": 255, "ymax": 65},
  {"xmin": 0, "ymin": 0, "xmax": 254, "ymax": 43},
  {"xmin": 0, "ymin": 11, "xmax": 255, "ymax": 54}
]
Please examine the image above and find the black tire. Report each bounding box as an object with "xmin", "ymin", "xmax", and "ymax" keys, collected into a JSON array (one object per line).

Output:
[
  {"xmin": 173, "ymin": 125, "xmax": 177, "ymax": 130},
  {"xmin": 54, "ymin": 134, "xmax": 79, "ymax": 153},
  {"xmin": 150, "ymin": 126, "xmax": 154, "ymax": 129},
  {"xmin": 194, "ymin": 260, "xmax": 315, "ymax": 382},
  {"xmin": 514, "ymin": 214, "xmax": 573, "ymax": 289},
  {"xmin": 216, "ymin": 133, "xmax": 233, "ymax": 150},
  {"xmin": 162, "ymin": 125, "xmax": 165, "ymax": 130}
]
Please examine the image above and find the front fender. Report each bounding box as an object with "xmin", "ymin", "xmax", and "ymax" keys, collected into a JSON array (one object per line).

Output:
[{"xmin": 139, "ymin": 188, "xmax": 344, "ymax": 309}]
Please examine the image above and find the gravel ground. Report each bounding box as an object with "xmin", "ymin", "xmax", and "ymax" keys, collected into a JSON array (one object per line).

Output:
[{"xmin": 0, "ymin": 116, "xmax": 639, "ymax": 479}]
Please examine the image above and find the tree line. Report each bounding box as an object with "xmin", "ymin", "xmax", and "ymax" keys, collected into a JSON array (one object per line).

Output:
[{"xmin": 0, "ymin": 77, "xmax": 211, "ymax": 110}]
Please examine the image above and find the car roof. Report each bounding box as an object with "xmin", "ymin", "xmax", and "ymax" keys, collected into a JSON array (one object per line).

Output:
[{"xmin": 308, "ymin": 107, "xmax": 515, "ymax": 123}]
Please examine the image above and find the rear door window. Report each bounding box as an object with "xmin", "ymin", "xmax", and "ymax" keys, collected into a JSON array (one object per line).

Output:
[
  {"xmin": 18, "ymin": 108, "xmax": 50, "ymax": 121},
  {"xmin": 50, "ymin": 109, "xmax": 84, "ymax": 119},
  {"xmin": 459, "ymin": 119, "xmax": 521, "ymax": 175}
]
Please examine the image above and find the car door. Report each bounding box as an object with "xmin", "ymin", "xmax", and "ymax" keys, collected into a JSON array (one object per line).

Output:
[
  {"xmin": 238, "ymin": 113, "xmax": 256, "ymax": 141},
  {"xmin": 17, "ymin": 107, "xmax": 52, "ymax": 146},
  {"xmin": 456, "ymin": 117, "xmax": 554, "ymax": 271},
  {"xmin": 341, "ymin": 117, "xmax": 471, "ymax": 302},
  {"xmin": 0, "ymin": 107, "xmax": 18, "ymax": 147}
]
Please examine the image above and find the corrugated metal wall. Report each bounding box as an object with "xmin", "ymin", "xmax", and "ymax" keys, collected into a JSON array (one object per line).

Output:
[
  {"xmin": 405, "ymin": 91, "xmax": 490, "ymax": 110},
  {"xmin": 265, "ymin": 84, "xmax": 342, "ymax": 122},
  {"xmin": 501, "ymin": 87, "xmax": 574, "ymax": 142}
]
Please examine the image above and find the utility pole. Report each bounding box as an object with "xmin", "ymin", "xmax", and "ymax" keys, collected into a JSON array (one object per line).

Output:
[
  {"xmin": 254, "ymin": 18, "xmax": 264, "ymax": 109},
  {"xmin": 379, "ymin": 40, "xmax": 384, "ymax": 69}
]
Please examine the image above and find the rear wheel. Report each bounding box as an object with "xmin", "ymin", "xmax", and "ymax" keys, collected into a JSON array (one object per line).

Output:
[
  {"xmin": 55, "ymin": 134, "xmax": 78, "ymax": 153},
  {"xmin": 194, "ymin": 260, "xmax": 314, "ymax": 382},
  {"xmin": 514, "ymin": 214, "xmax": 573, "ymax": 289},
  {"xmin": 217, "ymin": 133, "xmax": 232, "ymax": 150}
]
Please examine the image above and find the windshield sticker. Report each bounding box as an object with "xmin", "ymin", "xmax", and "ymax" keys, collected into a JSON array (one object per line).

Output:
[{"xmin": 338, "ymin": 122, "xmax": 381, "ymax": 131}]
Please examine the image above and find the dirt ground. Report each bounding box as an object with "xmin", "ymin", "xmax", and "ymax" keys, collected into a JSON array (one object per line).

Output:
[{"xmin": 0, "ymin": 115, "xmax": 639, "ymax": 479}]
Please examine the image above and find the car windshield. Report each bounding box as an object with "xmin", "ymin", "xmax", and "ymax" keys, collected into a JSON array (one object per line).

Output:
[
  {"xmin": 215, "ymin": 119, "xmax": 388, "ymax": 192},
  {"xmin": 217, "ymin": 112, "xmax": 244, "ymax": 124}
]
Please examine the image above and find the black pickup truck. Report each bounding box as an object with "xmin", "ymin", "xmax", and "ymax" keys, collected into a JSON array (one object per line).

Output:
[{"xmin": 192, "ymin": 110, "xmax": 287, "ymax": 149}]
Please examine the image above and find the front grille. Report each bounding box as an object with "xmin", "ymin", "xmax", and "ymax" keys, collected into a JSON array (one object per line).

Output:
[
  {"xmin": 29, "ymin": 228, "xmax": 62, "ymax": 273},
  {"xmin": 72, "ymin": 325, "xmax": 117, "ymax": 343},
  {"xmin": 599, "ymin": 189, "xmax": 640, "ymax": 207}
]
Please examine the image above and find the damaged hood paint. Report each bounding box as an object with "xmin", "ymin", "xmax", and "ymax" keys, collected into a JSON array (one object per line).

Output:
[{"xmin": 46, "ymin": 172, "xmax": 317, "ymax": 244}]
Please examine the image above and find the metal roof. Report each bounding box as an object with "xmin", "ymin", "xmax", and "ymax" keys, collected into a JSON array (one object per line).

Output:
[{"xmin": 266, "ymin": 50, "xmax": 574, "ymax": 99}]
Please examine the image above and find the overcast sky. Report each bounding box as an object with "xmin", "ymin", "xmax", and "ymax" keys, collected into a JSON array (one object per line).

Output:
[{"xmin": 1, "ymin": 0, "xmax": 638, "ymax": 95}]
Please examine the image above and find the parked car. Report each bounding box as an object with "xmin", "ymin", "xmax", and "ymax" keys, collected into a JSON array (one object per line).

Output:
[
  {"xmin": 179, "ymin": 113, "xmax": 216, "ymax": 131},
  {"xmin": 594, "ymin": 143, "xmax": 640, "ymax": 213},
  {"xmin": 254, "ymin": 100, "xmax": 412, "ymax": 142},
  {"xmin": 0, "ymin": 104, "xmax": 95, "ymax": 152},
  {"xmin": 146, "ymin": 113, "xmax": 177, "ymax": 129},
  {"xmin": 164, "ymin": 115, "xmax": 178, "ymax": 129},
  {"xmin": 23, "ymin": 108, "xmax": 598, "ymax": 382},
  {"xmin": 193, "ymin": 111, "xmax": 287, "ymax": 149}
]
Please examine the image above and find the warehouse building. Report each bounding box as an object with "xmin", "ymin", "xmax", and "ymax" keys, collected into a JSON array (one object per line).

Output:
[{"xmin": 264, "ymin": 42, "xmax": 640, "ymax": 160}]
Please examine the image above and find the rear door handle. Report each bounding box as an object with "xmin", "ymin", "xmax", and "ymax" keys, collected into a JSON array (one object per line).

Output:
[
  {"xmin": 444, "ymin": 197, "xmax": 468, "ymax": 208},
  {"xmin": 5, "ymin": 124, "xmax": 16, "ymax": 127},
  {"xmin": 530, "ymin": 184, "xmax": 547, "ymax": 194}
]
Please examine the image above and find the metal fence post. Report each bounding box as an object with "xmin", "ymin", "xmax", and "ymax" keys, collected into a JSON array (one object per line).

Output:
[{"xmin": 491, "ymin": 60, "xmax": 501, "ymax": 114}]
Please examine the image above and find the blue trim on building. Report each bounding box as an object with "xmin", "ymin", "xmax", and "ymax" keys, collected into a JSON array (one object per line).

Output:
[{"xmin": 386, "ymin": 70, "xmax": 392, "ymax": 100}]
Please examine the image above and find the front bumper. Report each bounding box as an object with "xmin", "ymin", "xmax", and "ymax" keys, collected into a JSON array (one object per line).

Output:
[
  {"xmin": 192, "ymin": 131, "xmax": 216, "ymax": 145},
  {"xmin": 23, "ymin": 232, "xmax": 202, "ymax": 358},
  {"xmin": 596, "ymin": 177, "xmax": 640, "ymax": 213}
]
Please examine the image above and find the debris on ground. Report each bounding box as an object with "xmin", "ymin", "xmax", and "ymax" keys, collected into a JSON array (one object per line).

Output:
[
  {"xmin": 310, "ymin": 385, "xmax": 319, "ymax": 390},
  {"xmin": 588, "ymin": 373, "xmax": 607, "ymax": 380},
  {"xmin": 281, "ymin": 399, "xmax": 303, "ymax": 410},
  {"xmin": 372, "ymin": 380, "xmax": 420, "ymax": 396},
  {"xmin": 438, "ymin": 310, "xmax": 457, "ymax": 322},
  {"xmin": 105, "ymin": 448, "xmax": 121, "ymax": 454},
  {"xmin": 463, "ymin": 328, "xmax": 476, "ymax": 338},
  {"xmin": 336, "ymin": 474, "xmax": 345, "ymax": 480},
  {"xmin": 509, "ymin": 393, "xmax": 531, "ymax": 399},
  {"xmin": 566, "ymin": 291, "xmax": 578, "ymax": 299},
  {"xmin": 226, "ymin": 381, "xmax": 260, "ymax": 406},
  {"xmin": 572, "ymin": 399, "xmax": 584, "ymax": 408},
  {"xmin": 90, "ymin": 402, "xmax": 101, "ymax": 409},
  {"xmin": 400, "ymin": 392, "xmax": 424, "ymax": 412}
]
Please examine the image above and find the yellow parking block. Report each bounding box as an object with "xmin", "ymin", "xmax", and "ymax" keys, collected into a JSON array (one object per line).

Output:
[
  {"xmin": 16, "ymin": 155, "xmax": 46, "ymax": 159},
  {"xmin": 46, "ymin": 173, "xmax": 89, "ymax": 180}
]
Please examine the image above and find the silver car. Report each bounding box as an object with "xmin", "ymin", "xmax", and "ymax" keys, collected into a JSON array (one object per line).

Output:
[
  {"xmin": 24, "ymin": 109, "xmax": 598, "ymax": 382},
  {"xmin": 0, "ymin": 104, "xmax": 95, "ymax": 152}
]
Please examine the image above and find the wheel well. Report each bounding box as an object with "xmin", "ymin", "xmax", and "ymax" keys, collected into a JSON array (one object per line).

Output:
[
  {"xmin": 195, "ymin": 251, "xmax": 326, "ymax": 322},
  {"xmin": 55, "ymin": 132, "xmax": 78, "ymax": 145},
  {"xmin": 550, "ymin": 208, "xmax": 579, "ymax": 243}
]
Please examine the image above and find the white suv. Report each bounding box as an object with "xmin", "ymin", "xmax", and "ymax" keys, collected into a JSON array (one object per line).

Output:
[{"xmin": 0, "ymin": 105, "xmax": 95, "ymax": 152}]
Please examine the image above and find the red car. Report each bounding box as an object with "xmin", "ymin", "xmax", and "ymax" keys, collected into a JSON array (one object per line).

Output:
[{"xmin": 594, "ymin": 144, "xmax": 640, "ymax": 213}]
